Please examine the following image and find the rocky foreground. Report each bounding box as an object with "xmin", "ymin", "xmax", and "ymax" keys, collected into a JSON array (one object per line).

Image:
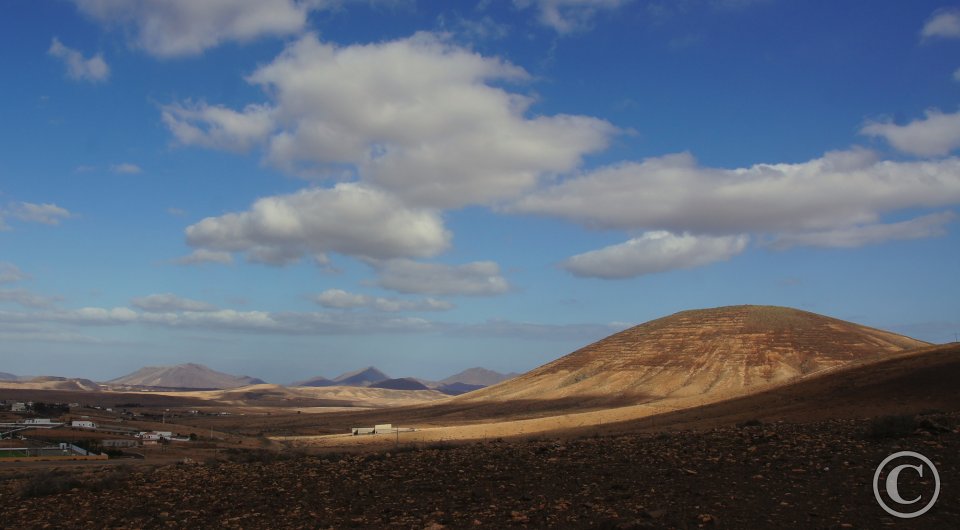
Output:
[{"xmin": 1, "ymin": 414, "xmax": 957, "ymax": 529}]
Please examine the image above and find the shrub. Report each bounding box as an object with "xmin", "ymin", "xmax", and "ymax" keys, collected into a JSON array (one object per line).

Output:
[{"xmin": 19, "ymin": 470, "xmax": 81, "ymax": 498}]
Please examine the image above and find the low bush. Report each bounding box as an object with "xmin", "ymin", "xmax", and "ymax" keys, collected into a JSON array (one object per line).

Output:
[{"xmin": 19, "ymin": 471, "xmax": 81, "ymax": 498}]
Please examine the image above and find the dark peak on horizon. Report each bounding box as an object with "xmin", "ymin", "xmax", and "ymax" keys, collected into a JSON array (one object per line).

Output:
[{"xmin": 440, "ymin": 367, "xmax": 518, "ymax": 387}]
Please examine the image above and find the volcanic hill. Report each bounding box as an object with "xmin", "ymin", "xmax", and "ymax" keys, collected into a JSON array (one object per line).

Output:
[
  {"xmin": 107, "ymin": 363, "xmax": 264, "ymax": 389},
  {"xmin": 461, "ymin": 305, "xmax": 928, "ymax": 404}
]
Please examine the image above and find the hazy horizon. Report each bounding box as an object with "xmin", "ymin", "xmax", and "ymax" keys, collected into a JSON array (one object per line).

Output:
[{"xmin": 2, "ymin": 1, "xmax": 958, "ymax": 383}]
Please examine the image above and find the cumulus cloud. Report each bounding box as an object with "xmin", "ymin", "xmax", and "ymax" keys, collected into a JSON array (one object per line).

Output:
[
  {"xmin": 163, "ymin": 33, "xmax": 615, "ymax": 208},
  {"xmin": 0, "ymin": 263, "xmax": 27, "ymax": 283},
  {"xmin": 47, "ymin": 37, "xmax": 109, "ymax": 82},
  {"xmin": 769, "ymin": 211, "xmax": 956, "ymax": 249},
  {"xmin": 4, "ymin": 202, "xmax": 72, "ymax": 226},
  {"xmin": 312, "ymin": 289, "xmax": 454, "ymax": 312},
  {"xmin": 921, "ymin": 8, "xmax": 960, "ymax": 40},
  {"xmin": 861, "ymin": 109, "xmax": 960, "ymax": 157},
  {"xmin": 184, "ymin": 183, "xmax": 451, "ymax": 264},
  {"xmin": 516, "ymin": 0, "xmax": 629, "ymax": 33},
  {"xmin": 131, "ymin": 293, "xmax": 217, "ymax": 313},
  {"xmin": 110, "ymin": 163, "xmax": 143, "ymax": 174},
  {"xmin": 374, "ymin": 260, "xmax": 511, "ymax": 296},
  {"xmin": 509, "ymin": 149, "xmax": 960, "ymax": 238},
  {"xmin": 174, "ymin": 249, "xmax": 234, "ymax": 265},
  {"xmin": 71, "ymin": 0, "xmax": 313, "ymax": 57},
  {"xmin": 562, "ymin": 231, "xmax": 749, "ymax": 279}
]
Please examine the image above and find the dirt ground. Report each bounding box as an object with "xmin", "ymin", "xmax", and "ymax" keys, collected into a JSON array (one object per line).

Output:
[{"xmin": 0, "ymin": 413, "xmax": 957, "ymax": 529}]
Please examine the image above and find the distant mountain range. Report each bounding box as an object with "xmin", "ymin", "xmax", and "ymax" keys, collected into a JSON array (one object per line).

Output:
[
  {"xmin": 293, "ymin": 365, "xmax": 518, "ymax": 395},
  {"xmin": 107, "ymin": 363, "xmax": 264, "ymax": 389},
  {"xmin": 2, "ymin": 363, "xmax": 518, "ymax": 395}
]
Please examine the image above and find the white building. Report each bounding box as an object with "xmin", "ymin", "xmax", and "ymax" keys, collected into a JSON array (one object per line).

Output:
[
  {"xmin": 138, "ymin": 431, "xmax": 173, "ymax": 441},
  {"xmin": 71, "ymin": 420, "xmax": 97, "ymax": 429},
  {"xmin": 11, "ymin": 402, "xmax": 26, "ymax": 412},
  {"xmin": 24, "ymin": 418, "xmax": 53, "ymax": 424}
]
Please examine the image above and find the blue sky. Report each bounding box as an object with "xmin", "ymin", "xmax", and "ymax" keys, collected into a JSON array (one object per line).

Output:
[{"xmin": 1, "ymin": 0, "xmax": 959, "ymax": 383}]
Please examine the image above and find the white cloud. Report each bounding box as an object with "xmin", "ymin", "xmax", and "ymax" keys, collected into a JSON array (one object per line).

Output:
[
  {"xmin": 131, "ymin": 293, "xmax": 217, "ymax": 313},
  {"xmin": 47, "ymin": 38, "xmax": 109, "ymax": 82},
  {"xmin": 111, "ymin": 163, "xmax": 143, "ymax": 174},
  {"xmin": 162, "ymin": 102, "xmax": 274, "ymax": 152},
  {"xmin": 0, "ymin": 263, "xmax": 27, "ymax": 283},
  {"xmin": 954, "ymin": 68, "xmax": 960, "ymax": 83},
  {"xmin": 374, "ymin": 260, "xmax": 510, "ymax": 296},
  {"xmin": 184, "ymin": 183, "xmax": 451, "ymax": 264},
  {"xmin": 312, "ymin": 289, "xmax": 454, "ymax": 312},
  {"xmin": 138, "ymin": 309, "xmax": 441, "ymax": 334},
  {"xmin": 516, "ymin": 0, "xmax": 629, "ymax": 33},
  {"xmin": 0, "ymin": 289, "xmax": 62, "ymax": 309},
  {"xmin": 312, "ymin": 289, "xmax": 368, "ymax": 308},
  {"xmin": 5, "ymin": 202, "xmax": 72, "ymax": 225},
  {"xmin": 861, "ymin": 109, "xmax": 960, "ymax": 157},
  {"xmin": 769, "ymin": 211, "xmax": 956, "ymax": 249},
  {"xmin": 163, "ymin": 33, "xmax": 615, "ymax": 208},
  {"xmin": 0, "ymin": 306, "xmax": 440, "ymax": 335},
  {"xmin": 562, "ymin": 231, "xmax": 749, "ymax": 279},
  {"xmin": 0, "ymin": 303, "xmax": 627, "ymax": 340},
  {"xmin": 71, "ymin": 0, "xmax": 313, "ymax": 57},
  {"xmin": 509, "ymin": 149, "xmax": 960, "ymax": 237},
  {"xmin": 921, "ymin": 8, "xmax": 960, "ymax": 40},
  {"xmin": 174, "ymin": 249, "xmax": 234, "ymax": 265},
  {"xmin": 15, "ymin": 307, "xmax": 139, "ymax": 325}
]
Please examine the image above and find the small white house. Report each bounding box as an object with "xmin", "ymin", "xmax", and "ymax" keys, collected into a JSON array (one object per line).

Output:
[
  {"xmin": 139, "ymin": 431, "xmax": 173, "ymax": 441},
  {"xmin": 374, "ymin": 423, "xmax": 393, "ymax": 433},
  {"xmin": 72, "ymin": 420, "xmax": 97, "ymax": 429},
  {"xmin": 24, "ymin": 418, "xmax": 53, "ymax": 424},
  {"xmin": 11, "ymin": 402, "xmax": 26, "ymax": 412}
]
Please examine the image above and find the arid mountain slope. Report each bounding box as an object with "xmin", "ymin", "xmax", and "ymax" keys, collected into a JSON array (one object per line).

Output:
[
  {"xmin": 461, "ymin": 305, "xmax": 927, "ymax": 403},
  {"xmin": 0, "ymin": 376, "xmax": 100, "ymax": 391},
  {"xmin": 107, "ymin": 363, "xmax": 264, "ymax": 389}
]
